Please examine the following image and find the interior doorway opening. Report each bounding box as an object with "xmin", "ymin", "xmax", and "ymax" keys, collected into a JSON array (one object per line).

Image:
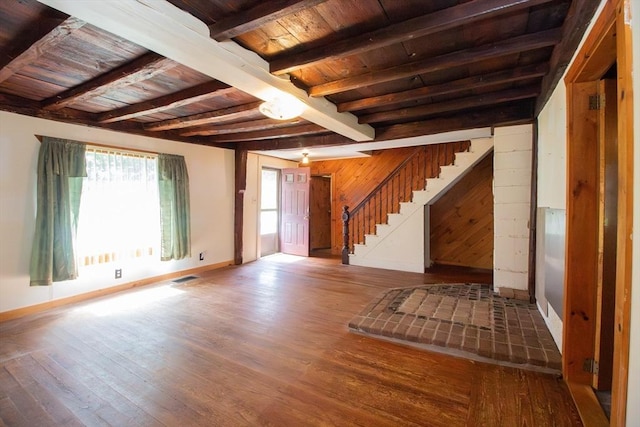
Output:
[{"xmin": 310, "ymin": 175, "xmax": 332, "ymax": 257}]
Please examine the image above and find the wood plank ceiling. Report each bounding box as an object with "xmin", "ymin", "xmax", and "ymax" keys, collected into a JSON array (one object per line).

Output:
[{"xmin": 0, "ymin": 0, "xmax": 599, "ymax": 152}]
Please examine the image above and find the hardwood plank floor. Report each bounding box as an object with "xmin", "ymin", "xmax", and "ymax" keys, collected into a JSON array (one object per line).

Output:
[{"xmin": 0, "ymin": 255, "xmax": 581, "ymax": 426}]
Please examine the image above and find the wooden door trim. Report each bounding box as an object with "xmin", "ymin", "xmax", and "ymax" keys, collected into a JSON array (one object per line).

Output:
[
  {"xmin": 563, "ymin": 1, "xmax": 634, "ymax": 425},
  {"xmin": 610, "ymin": 1, "xmax": 634, "ymax": 424}
]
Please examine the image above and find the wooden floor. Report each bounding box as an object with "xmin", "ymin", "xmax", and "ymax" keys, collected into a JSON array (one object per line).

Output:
[{"xmin": 0, "ymin": 255, "xmax": 581, "ymax": 426}]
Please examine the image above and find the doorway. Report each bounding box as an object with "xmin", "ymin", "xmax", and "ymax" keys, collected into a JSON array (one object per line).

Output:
[
  {"xmin": 563, "ymin": 2, "xmax": 634, "ymax": 424},
  {"xmin": 310, "ymin": 175, "xmax": 332, "ymax": 256},
  {"xmin": 260, "ymin": 168, "xmax": 279, "ymax": 257}
]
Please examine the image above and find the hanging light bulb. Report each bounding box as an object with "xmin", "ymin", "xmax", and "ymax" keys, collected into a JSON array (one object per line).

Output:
[{"xmin": 301, "ymin": 152, "xmax": 310, "ymax": 165}]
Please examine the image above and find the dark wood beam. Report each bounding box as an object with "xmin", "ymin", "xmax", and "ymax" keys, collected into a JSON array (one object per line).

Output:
[
  {"xmin": 0, "ymin": 93, "xmax": 211, "ymax": 146},
  {"xmin": 144, "ymin": 101, "xmax": 263, "ymax": 131},
  {"xmin": 232, "ymin": 132, "xmax": 351, "ymax": 151},
  {"xmin": 270, "ymin": 0, "xmax": 554, "ymax": 75},
  {"xmin": 235, "ymin": 103, "xmax": 534, "ymax": 151},
  {"xmin": 534, "ymin": 0, "xmax": 601, "ymax": 115},
  {"xmin": 180, "ymin": 117, "xmax": 306, "ymax": 136},
  {"xmin": 234, "ymin": 149, "xmax": 248, "ymax": 265},
  {"xmin": 0, "ymin": 17, "xmax": 85, "ymax": 84},
  {"xmin": 375, "ymin": 102, "xmax": 534, "ymax": 141},
  {"xmin": 209, "ymin": 0, "xmax": 328, "ymax": 41},
  {"xmin": 358, "ymin": 86, "xmax": 540, "ymax": 124},
  {"xmin": 0, "ymin": 8, "xmax": 68, "ymax": 73},
  {"xmin": 0, "ymin": 93, "xmax": 96, "ymax": 124},
  {"xmin": 42, "ymin": 52, "xmax": 178, "ymax": 111},
  {"xmin": 309, "ymin": 28, "xmax": 562, "ymax": 97},
  {"xmin": 207, "ymin": 123, "xmax": 326, "ymax": 142},
  {"xmin": 97, "ymin": 81, "xmax": 232, "ymax": 123},
  {"xmin": 338, "ymin": 63, "xmax": 548, "ymax": 113}
]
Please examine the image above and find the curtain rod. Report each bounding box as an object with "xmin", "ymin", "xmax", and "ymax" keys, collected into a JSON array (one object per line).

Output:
[{"xmin": 35, "ymin": 135, "xmax": 159, "ymax": 155}]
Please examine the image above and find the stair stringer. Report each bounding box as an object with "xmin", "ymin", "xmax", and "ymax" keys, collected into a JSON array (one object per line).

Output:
[{"xmin": 349, "ymin": 137, "xmax": 494, "ymax": 273}]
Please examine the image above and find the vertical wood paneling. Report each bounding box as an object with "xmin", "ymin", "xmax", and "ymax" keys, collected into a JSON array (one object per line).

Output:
[
  {"xmin": 311, "ymin": 146, "xmax": 417, "ymax": 254},
  {"xmin": 430, "ymin": 153, "xmax": 494, "ymax": 269}
]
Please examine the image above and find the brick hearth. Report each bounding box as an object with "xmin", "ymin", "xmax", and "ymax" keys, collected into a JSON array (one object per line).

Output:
[{"xmin": 349, "ymin": 283, "xmax": 561, "ymax": 372}]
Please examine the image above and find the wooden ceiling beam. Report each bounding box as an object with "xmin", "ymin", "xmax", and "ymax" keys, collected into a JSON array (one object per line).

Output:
[
  {"xmin": 534, "ymin": 0, "xmax": 601, "ymax": 115},
  {"xmin": 209, "ymin": 0, "xmax": 328, "ymax": 41},
  {"xmin": 0, "ymin": 7, "xmax": 67, "ymax": 73},
  {"xmin": 97, "ymin": 81, "xmax": 232, "ymax": 123},
  {"xmin": 232, "ymin": 133, "xmax": 353, "ymax": 151},
  {"xmin": 359, "ymin": 85, "xmax": 540, "ymax": 124},
  {"xmin": 39, "ymin": 0, "xmax": 373, "ymax": 141},
  {"xmin": 41, "ymin": 52, "xmax": 178, "ymax": 111},
  {"xmin": 144, "ymin": 101, "xmax": 263, "ymax": 131},
  {"xmin": 206, "ymin": 123, "xmax": 327, "ymax": 142},
  {"xmin": 0, "ymin": 17, "xmax": 86, "ymax": 84},
  {"xmin": 309, "ymin": 28, "xmax": 562, "ymax": 97},
  {"xmin": 0, "ymin": 93, "xmax": 210, "ymax": 145},
  {"xmin": 270, "ymin": 0, "xmax": 554, "ymax": 75},
  {"xmin": 180, "ymin": 117, "xmax": 306, "ymax": 137},
  {"xmin": 375, "ymin": 102, "xmax": 534, "ymax": 141},
  {"xmin": 338, "ymin": 63, "xmax": 548, "ymax": 113},
  {"xmin": 234, "ymin": 103, "xmax": 534, "ymax": 151}
]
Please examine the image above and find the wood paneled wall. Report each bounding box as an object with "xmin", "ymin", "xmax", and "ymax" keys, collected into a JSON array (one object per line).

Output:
[
  {"xmin": 311, "ymin": 146, "xmax": 415, "ymax": 254},
  {"xmin": 311, "ymin": 142, "xmax": 469, "ymax": 255},
  {"xmin": 429, "ymin": 153, "xmax": 494, "ymax": 269}
]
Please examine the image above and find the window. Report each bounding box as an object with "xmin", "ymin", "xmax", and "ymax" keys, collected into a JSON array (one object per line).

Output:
[
  {"xmin": 30, "ymin": 137, "xmax": 191, "ymax": 286},
  {"xmin": 260, "ymin": 169, "xmax": 279, "ymax": 235},
  {"xmin": 75, "ymin": 147, "xmax": 160, "ymax": 266}
]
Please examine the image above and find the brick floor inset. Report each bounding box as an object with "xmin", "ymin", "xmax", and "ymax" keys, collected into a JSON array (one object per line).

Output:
[{"xmin": 348, "ymin": 283, "xmax": 561, "ymax": 372}]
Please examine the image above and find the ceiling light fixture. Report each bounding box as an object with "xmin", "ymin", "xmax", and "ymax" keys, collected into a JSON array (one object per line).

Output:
[
  {"xmin": 301, "ymin": 152, "xmax": 310, "ymax": 165},
  {"xmin": 259, "ymin": 95, "xmax": 305, "ymax": 120}
]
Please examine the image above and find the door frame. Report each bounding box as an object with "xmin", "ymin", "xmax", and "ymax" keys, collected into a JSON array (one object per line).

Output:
[{"xmin": 563, "ymin": 1, "xmax": 634, "ymax": 424}]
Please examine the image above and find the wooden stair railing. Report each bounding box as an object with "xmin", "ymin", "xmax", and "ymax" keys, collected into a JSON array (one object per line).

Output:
[{"xmin": 341, "ymin": 141, "xmax": 470, "ymax": 264}]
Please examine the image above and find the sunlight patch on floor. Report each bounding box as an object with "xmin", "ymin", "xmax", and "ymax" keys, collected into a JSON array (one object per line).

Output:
[
  {"xmin": 262, "ymin": 253, "xmax": 305, "ymax": 263},
  {"xmin": 74, "ymin": 285, "xmax": 185, "ymax": 317}
]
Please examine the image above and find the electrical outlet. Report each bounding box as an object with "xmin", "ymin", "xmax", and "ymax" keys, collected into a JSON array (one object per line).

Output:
[
  {"xmin": 115, "ymin": 269, "xmax": 122, "ymax": 279},
  {"xmin": 199, "ymin": 252, "xmax": 205, "ymax": 261}
]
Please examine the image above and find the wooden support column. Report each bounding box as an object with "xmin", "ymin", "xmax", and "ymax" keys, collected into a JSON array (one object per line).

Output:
[{"xmin": 234, "ymin": 150, "xmax": 248, "ymax": 265}]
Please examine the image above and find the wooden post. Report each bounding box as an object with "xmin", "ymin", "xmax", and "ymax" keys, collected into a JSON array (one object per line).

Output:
[
  {"xmin": 234, "ymin": 150, "xmax": 247, "ymax": 265},
  {"xmin": 341, "ymin": 206, "xmax": 350, "ymax": 265}
]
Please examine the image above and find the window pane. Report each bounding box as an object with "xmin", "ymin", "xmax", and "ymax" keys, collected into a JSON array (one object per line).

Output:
[
  {"xmin": 261, "ymin": 169, "xmax": 278, "ymax": 210},
  {"xmin": 76, "ymin": 149, "xmax": 160, "ymax": 266},
  {"xmin": 260, "ymin": 211, "xmax": 278, "ymax": 235}
]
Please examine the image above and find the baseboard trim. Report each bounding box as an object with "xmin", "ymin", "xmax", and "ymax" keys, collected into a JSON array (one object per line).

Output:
[{"xmin": 0, "ymin": 260, "xmax": 233, "ymax": 323}]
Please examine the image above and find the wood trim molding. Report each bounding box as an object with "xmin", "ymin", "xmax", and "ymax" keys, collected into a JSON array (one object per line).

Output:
[
  {"xmin": 562, "ymin": 1, "xmax": 634, "ymax": 425},
  {"xmin": 610, "ymin": 0, "xmax": 634, "ymax": 424},
  {"xmin": 566, "ymin": 382, "xmax": 609, "ymax": 426},
  {"xmin": 0, "ymin": 261, "xmax": 233, "ymax": 323}
]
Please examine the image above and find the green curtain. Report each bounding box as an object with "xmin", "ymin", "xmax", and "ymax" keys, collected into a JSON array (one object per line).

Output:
[
  {"xmin": 158, "ymin": 154, "xmax": 191, "ymax": 261},
  {"xmin": 30, "ymin": 137, "xmax": 87, "ymax": 286}
]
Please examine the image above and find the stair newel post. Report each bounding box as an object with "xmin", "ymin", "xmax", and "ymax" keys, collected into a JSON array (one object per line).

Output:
[{"xmin": 341, "ymin": 206, "xmax": 350, "ymax": 265}]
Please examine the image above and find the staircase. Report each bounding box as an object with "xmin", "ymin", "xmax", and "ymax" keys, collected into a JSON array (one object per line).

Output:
[{"xmin": 348, "ymin": 138, "xmax": 494, "ymax": 273}]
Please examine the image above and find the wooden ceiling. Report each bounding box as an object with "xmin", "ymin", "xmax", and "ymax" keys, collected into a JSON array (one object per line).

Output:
[{"xmin": 0, "ymin": 0, "xmax": 599, "ymax": 152}]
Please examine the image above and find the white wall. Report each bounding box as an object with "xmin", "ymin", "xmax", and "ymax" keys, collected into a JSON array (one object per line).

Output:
[
  {"xmin": 536, "ymin": 82, "xmax": 568, "ymax": 348},
  {"xmin": 0, "ymin": 111, "xmax": 235, "ymax": 313},
  {"xmin": 493, "ymin": 124, "xmax": 532, "ymax": 294},
  {"xmin": 242, "ymin": 153, "xmax": 297, "ymax": 263}
]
